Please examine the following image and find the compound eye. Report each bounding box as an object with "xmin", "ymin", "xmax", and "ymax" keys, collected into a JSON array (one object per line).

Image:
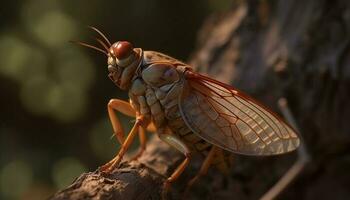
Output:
[{"xmin": 110, "ymin": 41, "xmax": 134, "ymax": 60}]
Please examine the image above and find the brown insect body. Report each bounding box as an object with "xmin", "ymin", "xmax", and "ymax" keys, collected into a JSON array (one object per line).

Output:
[
  {"xmin": 74, "ymin": 28, "xmax": 300, "ymax": 196},
  {"xmin": 128, "ymin": 51, "xmax": 216, "ymax": 153},
  {"xmin": 113, "ymin": 49, "xmax": 216, "ymax": 153},
  {"xmin": 112, "ymin": 48, "xmax": 298, "ymax": 150},
  {"xmin": 109, "ymin": 45, "xmax": 299, "ymax": 169}
]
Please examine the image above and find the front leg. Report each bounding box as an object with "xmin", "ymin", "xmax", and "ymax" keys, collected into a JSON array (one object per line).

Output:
[
  {"xmin": 101, "ymin": 99, "xmax": 150, "ymax": 172},
  {"xmin": 108, "ymin": 98, "xmax": 157, "ymax": 160},
  {"xmin": 107, "ymin": 99, "xmax": 136, "ymax": 143},
  {"xmin": 100, "ymin": 115, "xmax": 144, "ymax": 172}
]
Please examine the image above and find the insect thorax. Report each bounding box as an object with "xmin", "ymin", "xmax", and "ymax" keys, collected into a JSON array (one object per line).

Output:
[
  {"xmin": 128, "ymin": 51, "xmax": 214, "ymax": 154},
  {"xmin": 128, "ymin": 51, "xmax": 187, "ymax": 129}
]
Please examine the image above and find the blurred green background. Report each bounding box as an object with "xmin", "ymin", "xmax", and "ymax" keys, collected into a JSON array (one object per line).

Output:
[{"xmin": 0, "ymin": 0, "xmax": 232, "ymax": 199}]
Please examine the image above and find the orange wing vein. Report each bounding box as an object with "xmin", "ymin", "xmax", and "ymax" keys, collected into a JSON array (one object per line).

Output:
[{"xmin": 179, "ymin": 72, "xmax": 300, "ymax": 156}]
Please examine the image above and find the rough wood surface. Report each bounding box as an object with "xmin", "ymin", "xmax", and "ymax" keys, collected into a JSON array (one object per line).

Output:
[
  {"xmin": 50, "ymin": 136, "xmax": 183, "ymax": 200},
  {"xmin": 50, "ymin": 0, "xmax": 350, "ymax": 199}
]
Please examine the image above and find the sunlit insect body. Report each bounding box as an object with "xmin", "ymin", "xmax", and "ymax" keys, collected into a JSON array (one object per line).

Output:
[{"xmin": 74, "ymin": 27, "xmax": 300, "ymax": 197}]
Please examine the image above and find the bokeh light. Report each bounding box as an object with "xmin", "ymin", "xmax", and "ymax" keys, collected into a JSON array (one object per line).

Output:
[
  {"xmin": 30, "ymin": 11, "xmax": 77, "ymax": 48},
  {"xmin": 0, "ymin": 35, "xmax": 47, "ymax": 83},
  {"xmin": 47, "ymin": 84, "xmax": 87, "ymax": 122},
  {"xmin": 54, "ymin": 47, "xmax": 95, "ymax": 92},
  {"xmin": 0, "ymin": 160, "xmax": 33, "ymax": 199},
  {"xmin": 52, "ymin": 157, "xmax": 87, "ymax": 189},
  {"xmin": 1, "ymin": 24, "xmax": 94, "ymax": 122},
  {"xmin": 19, "ymin": 76, "xmax": 55, "ymax": 115},
  {"xmin": 1, "ymin": 0, "xmax": 210, "ymax": 199},
  {"xmin": 22, "ymin": 0, "xmax": 77, "ymax": 48}
]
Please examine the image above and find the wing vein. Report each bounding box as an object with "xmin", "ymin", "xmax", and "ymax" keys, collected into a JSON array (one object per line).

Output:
[
  {"xmin": 180, "ymin": 73, "xmax": 300, "ymax": 155},
  {"xmin": 234, "ymin": 95, "xmax": 289, "ymax": 138},
  {"xmin": 205, "ymin": 92, "xmax": 268, "ymax": 146},
  {"xmin": 232, "ymin": 95, "xmax": 280, "ymax": 141},
  {"xmin": 194, "ymin": 91, "xmax": 239, "ymax": 149}
]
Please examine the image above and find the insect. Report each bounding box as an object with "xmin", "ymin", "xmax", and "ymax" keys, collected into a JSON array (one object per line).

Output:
[{"xmin": 73, "ymin": 26, "xmax": 300, "ymax": 198}]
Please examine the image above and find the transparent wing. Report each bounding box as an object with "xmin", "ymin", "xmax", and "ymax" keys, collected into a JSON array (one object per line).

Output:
[{"xmin": 179, "ymin": 72, "xmax": 300, "ymax": 156}]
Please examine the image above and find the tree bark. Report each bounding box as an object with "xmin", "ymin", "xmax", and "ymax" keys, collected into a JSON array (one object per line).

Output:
[
  {"xmin": 50, "ymin": 0, "xmax": 350, "ymax": 199},
  {"xmin": 50, "ymin": 136, "xmax": 184, "ymax": 200}
]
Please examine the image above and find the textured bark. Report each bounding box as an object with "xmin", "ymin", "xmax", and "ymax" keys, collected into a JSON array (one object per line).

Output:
[
  {"xmin": 50, "ymin": 0, "xmax": 350, "ymax": 199},
  {"xmin": 50, "ymin": 136, "xmax": 183, "ymax": 200}
]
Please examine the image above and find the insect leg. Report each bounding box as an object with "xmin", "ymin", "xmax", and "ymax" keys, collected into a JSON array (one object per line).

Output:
[
  {"xmin": 108, "ymin": 99, "xmax": 136, "ymax": 144},
  {"xmin": 159, "ymin": 132, "xmax": 191, "ymax": 199},
  {"xmin": 184, "ymin": 146, "xmax": 218, "ymax": 196},
  {"xmin": 108, "ymin": 98, "xmax": 153, "ymax": 161},
  {"xmin": 99, "ymin": 117, "xmax": 142, "ymax": 172},
  {"xmin": 130, "ymin": 121, "xmax": 159, "ymax": 160},
  {"xmin": 130, "ymin": 126, "xmax": 146, "ymax": 160},
  {"xmin": 260, "ymin": 98, "xmax": 310, "ymax": 200}
]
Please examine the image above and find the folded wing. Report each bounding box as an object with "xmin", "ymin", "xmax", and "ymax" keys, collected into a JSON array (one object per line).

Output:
[{"xmin": 179, "ymin": 72, "xmax": 300, "ymax": 156}]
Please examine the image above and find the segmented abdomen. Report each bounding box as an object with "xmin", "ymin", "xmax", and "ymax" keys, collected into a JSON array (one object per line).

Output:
[
  {"xmin": 162, "ymin": 85, "xmax": 233, "ymax": 172},
  {"xmin": 155, "ymin": 81, "xmax": 212, "ymax": 154},
  {"xmin": 141, "ymin": 71, "xmax": 232, "ymax": 172}
]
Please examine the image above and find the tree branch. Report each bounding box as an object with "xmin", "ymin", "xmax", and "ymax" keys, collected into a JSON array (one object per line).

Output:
[{"xmin": 50, "ymin": 136, "xmax": 183, "ymax": 200}]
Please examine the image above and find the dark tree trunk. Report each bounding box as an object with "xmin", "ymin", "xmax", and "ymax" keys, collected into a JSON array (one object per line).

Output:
[{"xmin": 50, "ymin": 0, "xmax": 350, "ymax": 199}]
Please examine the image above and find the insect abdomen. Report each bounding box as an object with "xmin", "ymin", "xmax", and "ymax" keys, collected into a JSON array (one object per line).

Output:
[
  {"xmin": 137, "ymin": 61, "xmax": 233, "ymax": 172},
  {"xmin": 167, "ymin": 107, "xmax": 233, "ymax": 172}
]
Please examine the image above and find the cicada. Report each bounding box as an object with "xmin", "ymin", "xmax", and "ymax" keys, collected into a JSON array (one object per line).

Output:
[{"xmin": 74, "ymin": 27, "xmax": 300, "ymax": 197}]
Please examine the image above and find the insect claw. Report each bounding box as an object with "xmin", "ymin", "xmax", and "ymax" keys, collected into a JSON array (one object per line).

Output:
[{"xmin": 98, "ymin": 163, "xmax": 111, "ymax": 173}]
